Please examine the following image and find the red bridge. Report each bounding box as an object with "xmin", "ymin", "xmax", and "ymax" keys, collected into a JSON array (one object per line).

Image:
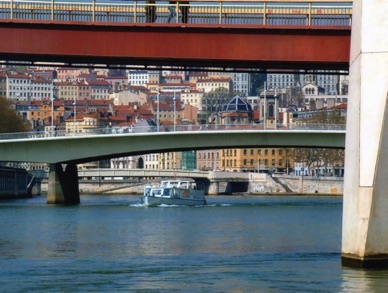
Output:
[{"xmin": 0, "ymin": 0, "xmax": 352, "ymax": 72}]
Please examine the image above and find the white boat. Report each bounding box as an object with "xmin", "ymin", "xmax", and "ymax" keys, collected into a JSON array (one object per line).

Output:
[{"xmin": 140, "ymin": 180, "xmax": 207, "ymax": 206}]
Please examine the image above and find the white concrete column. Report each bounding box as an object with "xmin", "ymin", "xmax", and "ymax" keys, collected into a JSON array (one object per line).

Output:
[
  {"xmin": 342, "ymin": 0, "xmax": 388, "ymax": 268},
  {"xmin": 208, "ymin": 182, "xmax": 219, "ymax": 195}
]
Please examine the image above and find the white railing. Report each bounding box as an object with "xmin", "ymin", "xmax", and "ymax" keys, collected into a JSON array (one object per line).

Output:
[
  {"xmin": 0, "ymin": 123, "xmax": 346, "ymax": 140},
  {"xmin": 0, "ymin": 0, "xmax": 352, "ymax": 26}
]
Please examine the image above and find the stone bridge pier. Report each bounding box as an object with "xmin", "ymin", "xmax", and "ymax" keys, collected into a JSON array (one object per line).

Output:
[{"xmin": 342, "ymin": 0, "xmax": 388, "ymax": 268}]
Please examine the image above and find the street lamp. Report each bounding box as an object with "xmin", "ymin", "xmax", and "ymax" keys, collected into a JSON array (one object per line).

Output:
[
  {"xmin": 157, "ymin": 91, "xmax": 160, "ymax": 132},
  {"xmin": 274, "ymin": 87, "xmax": 278, "ymax": 130},
  {"xmin": 51, "ymin": 83, "xmax": 54, "ymax": 136},
  {"xmin": 73, "ymin": 96, "xmax": 76, "ymax": 135},
  {"xmin": 173, "ymin": 91, "xmax": 176, "ymax": 132},
  {"xmin": 263, "ymin": 82, "xmax": 267, "ymax": 130}
]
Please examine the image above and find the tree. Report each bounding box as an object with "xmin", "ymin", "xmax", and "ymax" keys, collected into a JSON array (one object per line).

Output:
[
  {"xmin": 291, "ymin": 147, "xmax": 345, "ymax": 176},
  {"xmin": 249, "ymin": 73, "xmax": 267, "ymax": 96},
  {"xmin": 0, "ymin": 97, "xmax": 29, "ymax": 133}
]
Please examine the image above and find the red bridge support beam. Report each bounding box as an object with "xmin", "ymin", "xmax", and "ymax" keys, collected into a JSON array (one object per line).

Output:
[{"xmin": 0, "ymin": 20, "xmax": 350, "ymax": 71}]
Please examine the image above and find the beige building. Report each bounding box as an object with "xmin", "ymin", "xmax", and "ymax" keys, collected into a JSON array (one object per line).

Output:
[
  {"xmin": 180, "ymin": 88, "xmax": 203, "ymax": 111},
  {"xmin": 181, "ymin": 104, "xmax": 198, "ymax": 124},
  {"xmin": 110, "ymin": 90, "xmax": 144, "ymax": 106},
  {"xmin": 196, "ymin": 78, "xmax": 233, "ymax": 93},
  {"xmin": 196, "ymin": 147, "xmax": 294, "ymax": 173},
  {"xmin": 65, "ymin": 112, "xmax": 100, "ymax": 135},
  {"xmin": 159, "ymin": 152, "xmax": 182, "ymax": 170},
  {"xmin": 58, "ymin": 81, "xmax": 83, "ymax": 100},
  {"xmin": 197, "ymin": 149, "xmax": 222, "ymax": 171},
  {"xmin": 56, "ymin": 67, "xmax": 88, "ymax": 82}
]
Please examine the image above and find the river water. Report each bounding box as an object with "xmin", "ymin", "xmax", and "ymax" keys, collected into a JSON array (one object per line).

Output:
[{"xmin": 1, "ymin": 194, "xmax": 387, "ymax": 292}]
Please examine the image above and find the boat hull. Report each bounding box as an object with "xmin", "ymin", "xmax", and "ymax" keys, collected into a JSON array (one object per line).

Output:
[{"xmin": 140, "ymin": 195, "xmax": 206, "ymax": 207}]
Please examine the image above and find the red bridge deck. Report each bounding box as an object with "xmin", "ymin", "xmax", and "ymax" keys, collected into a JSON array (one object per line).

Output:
[{"xmin": 0, "ymin": 19, "xmax": 350, "ymax": 72}]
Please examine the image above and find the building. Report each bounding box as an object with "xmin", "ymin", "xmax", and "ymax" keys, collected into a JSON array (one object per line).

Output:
[
  {"xmin": 196, "ymin": 149, "xmax": 221, "ymax": 171},
  {"xmin": 6, "ymin": 73, "xmax": 31, "ymax": 101},
  {"xmin": 30, "ymin": 79, "xmax": 52, "ymax": 100},
  {"xmin": 267, "ymin": 73, "xmax": 296, "ymax": 90},
  {"xmin": 181, "ymin": 150, "xmax": 196, "ymax": 170},
  {"xmin": 259, "ymin": 89, "xmax": 280, "ymax": 128},
  {"xmin": 58, "ymin": 81, "xmax": 82, "ymax": 100},
  {"xmin": 56, "ymin": 67, "xmax": 88, "ymax": 81},
  {"xmin": 221, "ymin": 147, "xmax": 293, "ymax": 173},
  {"xmin": 128, "ymin": 70, "xmax": 151, "ymax": 86},
  {"xmin": 88, "ymin": 80, "xmax": 111, "ymax": 100},
  {"xmin": 0, "ymin": 72, "xmax": 7, "ymax": 97},
  {"xmin": 196, "ymin": 78, "xmax": 233, "ymax": 93},
  {"xmin": 232, "ymin": 72, "xmax": 250, "ymax": 96},
  {"xmin": 219, "ymin": 95, "xmax": 252, "ymax": 125},
  {"xmin": 110, "ymin": 90, "xmax": 144, "ymax": 106},
  {"xmin": 180, "ymin": 88, "xmax": 203, "ymax": 111}
]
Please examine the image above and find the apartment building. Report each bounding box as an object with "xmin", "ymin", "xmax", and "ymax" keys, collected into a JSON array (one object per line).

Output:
[
  {"xmin": 196, "ymin": 78, "xmax": 232, "ymax": 93},
  {"xmin": 180, "ymin": 88, "xmax": 203, "ymax": 111},
  {"xmin": 6, "ymin": 73, "xmax": 31, "ymax": 101}
]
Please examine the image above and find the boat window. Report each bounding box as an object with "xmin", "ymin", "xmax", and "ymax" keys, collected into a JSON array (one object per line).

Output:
[
  {"xmin": 170, "ymin": 182, "xmax": 179, "ymax": 187},
  {"xmin": 151, "ymin": 189, "xmax": 163, "ymax": 196},
  {"xmin": 180, "ymin": 182, "xmax": 189, "ymax": 188},
  {"xmin": 163, "ymin": 189, "xmax": 172, "ymax": 197}
]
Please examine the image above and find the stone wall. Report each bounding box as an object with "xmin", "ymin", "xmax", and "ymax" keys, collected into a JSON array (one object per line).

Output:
[
  {"xmin": 41, "ymin": 174, "xmax": 344, "ymax": 195},
  {"xmin": 249, "ymin": 174, "xmax": 343, "ymax": 195}
]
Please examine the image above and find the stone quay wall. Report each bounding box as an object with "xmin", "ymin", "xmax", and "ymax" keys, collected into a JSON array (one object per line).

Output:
[
  {"xmin": 40, "ymin": 174, "xmax": 343, "ymax": 196},
  {"xmin": 249, "ymin": 173, "xmax": 343, "ymax": 195}
]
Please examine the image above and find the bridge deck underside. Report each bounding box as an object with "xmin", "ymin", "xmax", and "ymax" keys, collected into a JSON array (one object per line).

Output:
[
  {"xmin": 0, "ymin": 131, "xmax": 346, "ymax": 165},
  {"xmin": 0, "ymin": 20, "xmax": 350, "ymax": 71}
]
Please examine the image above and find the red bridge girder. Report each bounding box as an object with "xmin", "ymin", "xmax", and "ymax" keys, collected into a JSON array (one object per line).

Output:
[{"xmin": 0, "ymin": 20, "xmax": 350, "ymax": 72}]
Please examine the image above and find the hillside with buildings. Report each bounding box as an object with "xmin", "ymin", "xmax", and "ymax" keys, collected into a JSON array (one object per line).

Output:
[{"xmin": 0, "ymin": 66, "xmax": 347, "ymax": 177}]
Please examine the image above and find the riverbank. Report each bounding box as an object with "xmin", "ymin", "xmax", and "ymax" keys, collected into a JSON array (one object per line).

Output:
[{"xmin": 249, "ymin": 173, "xmax": 343, "ymax": 195}]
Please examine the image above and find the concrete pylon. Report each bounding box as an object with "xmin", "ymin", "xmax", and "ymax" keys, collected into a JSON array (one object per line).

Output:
[
  {"xmin": 47, "ymin": 163, "xmax": 80, "ymax": 205},
  {"xmin": 342, "ymin": 0, "xmax": 388, "ymax": 268}
]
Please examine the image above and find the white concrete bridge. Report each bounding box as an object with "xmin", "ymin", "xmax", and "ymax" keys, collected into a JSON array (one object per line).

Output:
[{"xmin": 0, "ymin": 128, "xmax": 345, "ymax": 204}]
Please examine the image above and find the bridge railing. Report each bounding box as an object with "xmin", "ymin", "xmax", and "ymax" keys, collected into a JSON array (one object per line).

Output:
[
  {"xmin": 0, "ymin": 0, "xmax": 352, "ymax": 26},
  {"xmin": 0, "ymin": 122, "xmax": 346, "ymax": 141}
]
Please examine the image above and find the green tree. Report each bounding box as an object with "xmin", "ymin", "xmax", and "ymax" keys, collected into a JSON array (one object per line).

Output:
[
  {"xmin": 0, "ymin": 97, "xmax": 29, "ymax": 133},
  {"xmin": 249, "ymin": 73, "xmax": 267, "ymax": 96}
]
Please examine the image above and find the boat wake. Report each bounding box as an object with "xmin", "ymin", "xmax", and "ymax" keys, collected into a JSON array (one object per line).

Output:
[{"xmin": 129, "ymin": 202, "xmax": 232, "ymax": 208}]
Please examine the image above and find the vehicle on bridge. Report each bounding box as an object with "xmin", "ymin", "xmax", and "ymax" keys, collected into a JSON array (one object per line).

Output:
[{"xmin": 140, "ymin": 180, "xmax": 206, "ymax": 207}]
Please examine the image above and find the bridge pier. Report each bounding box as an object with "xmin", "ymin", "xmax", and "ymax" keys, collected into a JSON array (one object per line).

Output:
[
  {"xmin": 208, "ymin": 182, "xmax": 219, "ymax": 195},
  {"xmin": 47, "ymin": 163, "xmax": 80, "ymax": 205},
  {"xmin": 342, "ymin": 0, "xmax": 388, "ymax": 268}
]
